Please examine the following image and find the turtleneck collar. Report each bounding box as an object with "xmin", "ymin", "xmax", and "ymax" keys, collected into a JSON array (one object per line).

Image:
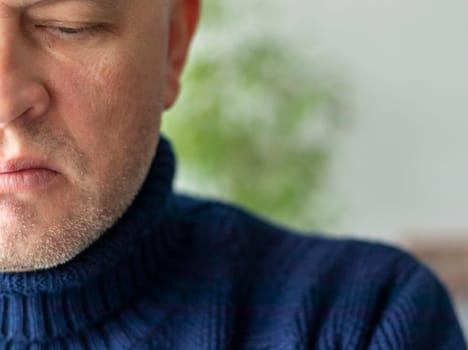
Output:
[
  {"xmin": 0, "ymin": 135, "xmax": 175, "ymax": 294},
  {"xmin": 0, "ymin": 135, "xmax": 175, "ymax": 343},
  {"xmin": 0, "ymin": 135, "xmax": 175, "ymax": 295}
]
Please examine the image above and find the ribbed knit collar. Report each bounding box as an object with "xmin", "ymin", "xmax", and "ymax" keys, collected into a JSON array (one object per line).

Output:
[{"xmin": 0, "ymin": 135, "xmax": 175, "ymax": 344}]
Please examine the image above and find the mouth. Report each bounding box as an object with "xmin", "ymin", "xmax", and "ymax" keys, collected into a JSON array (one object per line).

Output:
[{"xmin": 0, "ymin": 159, "xmax": 61, "ymax": 192}]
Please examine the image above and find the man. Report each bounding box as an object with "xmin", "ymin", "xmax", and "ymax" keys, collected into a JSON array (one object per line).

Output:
[{"xmin": 0, "ymin": 0, "xmax": 464, "ymax": 348}]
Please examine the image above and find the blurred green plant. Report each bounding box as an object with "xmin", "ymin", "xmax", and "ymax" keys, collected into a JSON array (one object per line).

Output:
[{"xmin": 162, "ymin": 1, "xmax": 347, "ymax": 231}]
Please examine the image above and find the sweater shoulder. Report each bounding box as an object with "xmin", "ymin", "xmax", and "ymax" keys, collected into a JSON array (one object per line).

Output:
[
  {"xmin": 166, "ymin": 193, "xmax": 422, "ymax": 288},
  {"xmin": 163, "ymin": 194, "xmax": 466, "ymax": 349}
]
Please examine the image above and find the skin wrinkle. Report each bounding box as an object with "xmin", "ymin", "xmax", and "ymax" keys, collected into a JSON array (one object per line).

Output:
[
  {"xmin": 0, "ymin": 0, "xmax": 198, "ymax": 271},
  {"xmin": 16, "ymin": 116, "xmax": 90, "ymax": 177}
]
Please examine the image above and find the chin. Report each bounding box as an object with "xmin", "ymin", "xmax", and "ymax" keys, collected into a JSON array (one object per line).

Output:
[{"xmin": 0, "ymin": 189, "xmax": 128, "ymax": 272}]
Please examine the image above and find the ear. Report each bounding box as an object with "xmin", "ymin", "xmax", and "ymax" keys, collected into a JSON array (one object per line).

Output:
[{"xmin": 164, "ymin": 0, "xmax": 200, "ymax": 110}]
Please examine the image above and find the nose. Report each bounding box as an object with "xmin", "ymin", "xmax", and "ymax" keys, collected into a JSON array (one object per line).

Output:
[{"xmin": 0, "ymin": 22, "xmax": 50, "ymax": 127}]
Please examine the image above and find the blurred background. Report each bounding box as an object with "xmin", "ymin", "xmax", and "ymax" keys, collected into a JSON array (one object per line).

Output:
[{"xmin": 162, "ymin": 0, "xmax": 468, "ymax": 335}]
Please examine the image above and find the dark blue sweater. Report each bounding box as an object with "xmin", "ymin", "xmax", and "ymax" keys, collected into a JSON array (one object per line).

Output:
[{"xmin": 0, "ymin": 137, "xmax": 465, "ymax": 349}]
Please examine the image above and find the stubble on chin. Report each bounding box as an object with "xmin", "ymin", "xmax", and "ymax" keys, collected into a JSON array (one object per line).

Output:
[{"xmin": 0, "ymin": 117, "xmax": 153, "ymax": 272}]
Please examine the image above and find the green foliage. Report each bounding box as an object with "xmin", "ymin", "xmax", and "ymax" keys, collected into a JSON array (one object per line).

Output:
[{"xmin": 162, "ymin": 1, "xmax": 347, "ymax": 231}]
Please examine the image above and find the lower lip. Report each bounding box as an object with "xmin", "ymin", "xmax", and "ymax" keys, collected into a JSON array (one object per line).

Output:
[{"xmin": 0, "ymin": 169, "xmax": 60, "ymax": 192}]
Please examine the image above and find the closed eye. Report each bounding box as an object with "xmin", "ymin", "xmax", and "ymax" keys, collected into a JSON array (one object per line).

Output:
[
  {"xmin": 35, "ymin": 24, "xmax": 103, "ymax": 39},
  {"xmin": 55, "ymin": 26, "xmax": 89, "ymax": 34}
]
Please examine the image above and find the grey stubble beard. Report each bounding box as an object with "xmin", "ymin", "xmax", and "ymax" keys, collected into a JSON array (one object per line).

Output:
[{"xmin": 0, "ymin": 116, "xmax": 157, "ymax": 272}]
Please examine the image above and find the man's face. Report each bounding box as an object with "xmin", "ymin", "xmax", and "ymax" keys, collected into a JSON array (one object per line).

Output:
[{"xmin": 0, "ymin": 0, "xmax": 198, "ymax": 271}]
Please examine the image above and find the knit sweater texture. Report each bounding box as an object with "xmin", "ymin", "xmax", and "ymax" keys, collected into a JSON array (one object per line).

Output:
[{"xmin": 0, "ymin": 136, "xmax": 465, "ymax": 349}]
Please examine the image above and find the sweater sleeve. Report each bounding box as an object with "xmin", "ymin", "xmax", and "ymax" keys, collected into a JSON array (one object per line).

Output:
[{"xmin": 367, "ymin": 260, "xmax": 467, "ymax": 350}]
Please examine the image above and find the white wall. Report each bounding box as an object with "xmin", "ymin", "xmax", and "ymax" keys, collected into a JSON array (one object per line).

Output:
[{"xmin": 272, "ymin": 0, "xmax": 468, "ymax": 241}]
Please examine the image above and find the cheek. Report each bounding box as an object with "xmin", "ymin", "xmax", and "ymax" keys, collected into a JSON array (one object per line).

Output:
[
  {"xmin": 53, "ymin": 60, "xmax": 136, "ymax": 126},
  {"xmin": 44, "ymin": 50, "xmax": 167, "ymax": 186},
  {"xmin": 48, "ymin": 51, "xmax": 165, "ymax": 145}
]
